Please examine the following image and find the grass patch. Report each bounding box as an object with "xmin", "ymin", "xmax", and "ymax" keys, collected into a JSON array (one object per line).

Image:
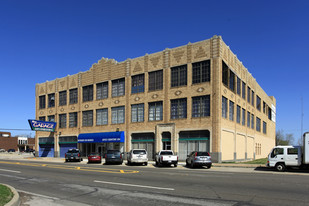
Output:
[
  {"xmin": 0, "ymin": 184, "xmax": 13, "ymax": 206},
  {"xmin": 241, "ymin": 158, "xmax": 268, "ymax": 164}
]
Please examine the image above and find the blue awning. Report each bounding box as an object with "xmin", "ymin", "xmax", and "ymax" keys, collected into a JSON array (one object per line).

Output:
[{"xmin": 78, "ymin": 132, "xmax": 125, "ymax": 143}]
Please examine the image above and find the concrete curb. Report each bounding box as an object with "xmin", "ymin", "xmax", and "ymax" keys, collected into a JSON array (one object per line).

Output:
[{"xmin": 3, "ymin": 184, "xmax": 20, "ymax": 206}]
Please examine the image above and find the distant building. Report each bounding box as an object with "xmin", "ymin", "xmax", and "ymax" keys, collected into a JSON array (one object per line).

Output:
[
  {"xmin": 34, "ymin": 36, "xmax": 276, "ymax": 162},
  {"xmin": 0, "ymin": 132, "xmax": 35, "ymax": 152}
]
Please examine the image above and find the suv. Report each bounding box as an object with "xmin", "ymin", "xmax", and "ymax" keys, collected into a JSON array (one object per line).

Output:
[
  {"xmin": 65, "ymin": 149, "xmax": 83, "ymax": 162},
  {"xmin": 104, "ymin": 150, "xmax": 123, "ymax": 165},
  {"xmin": 186, "ymin": 151, "xmax": 212, "ymax": 168},
  {"xmin": 127, "ymin": 149, "xmax": 148, "ymax": 166}
]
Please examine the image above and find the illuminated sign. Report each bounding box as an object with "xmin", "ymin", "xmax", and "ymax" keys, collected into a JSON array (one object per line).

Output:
[{"xmin": 28, "ymin": 119, "xmax": 57, "ymax": 132}]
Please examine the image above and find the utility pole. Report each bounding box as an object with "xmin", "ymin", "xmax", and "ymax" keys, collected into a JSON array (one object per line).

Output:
[{"xmin": 301, "ymin": 96, "xmax": 304, "ymax": 145}]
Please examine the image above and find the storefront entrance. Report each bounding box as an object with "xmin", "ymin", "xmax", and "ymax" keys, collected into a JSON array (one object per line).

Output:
[{"xmin": 131, "ymin": 133, "xmax": 154, "ymax": 160}]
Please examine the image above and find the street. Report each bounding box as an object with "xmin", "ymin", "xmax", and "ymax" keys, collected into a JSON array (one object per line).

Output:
[{"xmin": 1, "ymin": 158, "xmax": 309, "ymax": 206}]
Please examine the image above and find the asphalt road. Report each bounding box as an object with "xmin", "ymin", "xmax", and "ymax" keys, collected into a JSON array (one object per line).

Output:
[{"xmin": 1, "ymin": 159, "xmax": 309, "ymax": 206}]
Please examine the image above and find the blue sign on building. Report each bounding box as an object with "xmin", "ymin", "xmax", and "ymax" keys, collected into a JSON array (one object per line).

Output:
[
  {"xmin": 78, "ymin": 132, "xmax": 125, "ymax": 143},
  {"xmin": 28, "ymin": 119, "xmax": 57, "ymax": 132}
]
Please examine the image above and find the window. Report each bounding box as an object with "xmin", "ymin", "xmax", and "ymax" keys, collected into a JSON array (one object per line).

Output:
[
  {"xmin": 242, "ymin": 108, "xmax": 246, "ymax": 126},
  {"xmin": 59, "ymin": 91, "xmax": 67, "ymax": 106},
  {"xmin": 288, "ymin": 148, "xmax": 298, "ymax": 155},
  {"xmin": 222, "ymin": 61, "xmax": 228, "ymax": 86},
  {"xmin": 59, "ymin": 114, "xmax": 66, "ymax": 128},
  {"xmin": 271, "ymin": 148, "xmax": 283, "ymax": 158},
  {"xmin": 222, "ymin": 96, "xmax": 228, "ymax": 118},
  {"xmin": 247, "ymin": 112, "xmax": 251, "ymax": 128},
  {"xmin": 39, "ymin": 116, "xmax": 45, "ymax": 121},
  {"xmin": 242, "ymin": 81, "xmax": 246, "ymax": 99},
  {"xmin": 69, "ymin": 88, "xmax": 78, "ymax": 104},
  {"xmin": 131, "ymin": 74, "xmax": 144, "ymax": 94},
  {"xmin": 96, "ymin": 108, "xmax": 108, "ymax": 125},
  {"xmin": 83, "ymin": 85, "xmax": 93, "ymax": 102},
  {"xmin": 192, "ymin": 95, "xmax": 210, "ymax": 117},
  {"xmin": 112, "ymin": 78, "xmax": 125, "ymax": 97},
  {"xmin": 39, "ymin": 95, "xmax": 46, "ymax": 109},
  {"xmin": 112, "ymin": 106, "xmax": 125, "ymax": 124},
  {"xmin": 256, "ymin": 117, "xmax": 261, "ymax": 132},
  {"xmin": 236, "ymin": 105, "xmax": 241, "ymax": 124},
  {"xmin": 192, "ymin": 60, "xmax": 210, "ymax": 84},
  {"xmin": 256, "ymin": 96, "xmax": 261, "ymax": 111},
  {"xmin": 82, "ymin": 110, "xmax": 93, "ymax": 127},
  {"xmin": 251, "ymin": 90, "xmax": 255, "ymax": 106},
  {"xmin": 69, "ymin": 112, "xmax": 78, "ymax": 128},
  {"xmin": 149, "ymin": 101, "xmax": 163, "ymax": 121},
  {"xmin": 263, "ymin": 101, "xmax": 266, "ymax": 114},
  {"xmin": 263, "ymin": 121, "xmax": 267, "ymax": 134},
  {"xmin": 171, "ymin": 65, "xmax": 187, "ymax": 87},
  {"xmin": 149, "ymin": 70, "xmax": 163, "ymax": 91},
  {"xmin": 229, "ymin": 70, "xmax": 235, "ymax": 92},
  {"xmin": 131, "ymin": 104, "xmax": 144, "ymax": 122},
  {"xmin": 268, "ymin": 107, "xmax": 272, "ymax": 120},
  {"xmin": 96, "ymin": 82, "xmax": 108, "ymax": 100},
  {"xmin": 236, "ymin": 77, "xmax": 241, "ymax": 95},
  {"xmin": 229, "ymin": 100, "xmax": 234, "ymax": 121},
  {"xmin": 247, "ymin": 87, "xmax": 251, "ymax": 103},
  {"xmin": 48, "ymin": 93, "xmax": 55, "ymax": 108},
  {"xmin": 48, "ymin": 115, "xmax": 55, "ymax": 122},
  {"xmin": 251, "ymin": 114, "xmax": 254, "ymax": 129},
  {"xmin": 171, "ymin": 98, "xmax": 187, "ymax": 119}
]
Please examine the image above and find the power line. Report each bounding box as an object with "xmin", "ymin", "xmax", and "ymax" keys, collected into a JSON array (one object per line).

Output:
[{"xmin": 0, "ymin": 128, "xmax": 33, "ymax": 131}]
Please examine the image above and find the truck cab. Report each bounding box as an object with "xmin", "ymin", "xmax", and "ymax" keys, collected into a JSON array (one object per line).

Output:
[{"xmin": 267, "ymin": 145, "xmax": 302, "ymax": 171}]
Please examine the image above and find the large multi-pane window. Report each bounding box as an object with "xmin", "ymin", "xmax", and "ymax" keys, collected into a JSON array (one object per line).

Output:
[
  {"xmin": 131, "ymin": 104, "xmax": 144, "ymax": 122},
  {"xmin": 69, "ymin": 112, "xmax": 78, "ymax": 128},
  {"xmin": 39, "ymin": 95, "xmax": 46, "ymax": 109},
  {"xmin": 247, "ymin": 87, "xmax": 251, "ymax": 103},
  {"xmin": 237, "ymin": 77, "xmax": 241, "ymax": 95},
  {"xmin": 48, "ymin": 93, "xmax": 55, "ymax": 108},
  {"xmin": 192, "ymin": 60, "xmax": 210, "ymax": 84},
  {"xmin": 256, "ymin": 117, "xmax": 261, "ymax": 132},
  {"xmin": 48, "ymin": 115, "xmax": 55, "ymax": 122},
  {"xmin": 247, "ymin": 112, "xmax": 251, "ymax": 128},
  {"xmin": 229, "ymin": 100, "xmax": 234, "ymax": 121},
  {"xmin": 69, "ymin": 88, "xmax": 78, "ymax": 104},
  {"xmin": 251, "ymin": 114, "xmax": 255, "ymax": 129},
  {"xmin": 149, "ymin": 101, "xmax": 163, "ymax": 121},
  {"xmin": 171, "ymin": 65, "xmax": 187, "ymax": 87},
  {"xmin": 131, "ymin": 74, "xmax": 144, "ymax": 94},
  {"xmin": 149, "ymin": 70, "xmax": 163, "ymax": 91},
  {"xmin": 96, "ymin": 108, "xmax": 108, "ymax": 125},
  {"xmin": 242, "ymin": 108, "xmax": 246, "ymax": 126},
  {"xmin": 222, "ymin": 61, "xmax": 229, "ymax": 86},
  {"xmin": 171, "ymin": 98, "xmax": 187, "ymax": 119},
  {"xmin": 251, "ymin": 90, "xmax": 255, "ymax": 106},
  {"xmin": 96, "ymin": 82, "xmax": 108, "ymax": 100},
  {"xmin": 59, "ymin": 114, "xmax": 66, "ymax": 128},
  {"xmin": 222, "ymin": 96, "xmax": 228, "ymax": 118},
  {"xmin": 82, "ymin": 110, "xmax": 93, "ymax": 127},
  {"xmin": 229, "ymin": 70, "xmax": 235, "ymax": 92},
  {"xmin": 112, "ymin": 78, "xmax": 125, "ymax": 97},
  {"xmin": 263, "ymin": 121, "xmax": 267, "ymax": 134},
  {"xmin": 256, "ymin": 96, "xmax": 261, "ymax": 111},
  {"xmin": 112, "ymin": 106, "xmax": 125, "ymax": 124},
  {"xmin": 83, "ymin": 85, "xmax": 93, "ymax": 102},
  {"xmin": 59, "ymin": 91, "xmax": 67, "ymax": 106},
  {"xmin": 236, "ymin": 105, "xmax": 241, "ymax": 124},
  {"xmin": 39, "ymin": 116, "xmax": 45, "ymax": 121},
  {"xmin": 242, "ymin": 81, "xmax": 246, "ymax": 99},
  {"xmin": 192, "ymin": 95, "xmax": 210, "ymax": 117}
]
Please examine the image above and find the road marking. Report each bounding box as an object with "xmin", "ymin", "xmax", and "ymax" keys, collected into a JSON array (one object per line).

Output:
[
  {"xmin": 17, "ymin": 189, "xmax": 60, "ymax": 200},
  {"xmin": 94, "ymin": 180, "xmax": 175, "ymax": 191},
  {"xmin": 0, "ymin": 168, "xmax": 21, "ymax": 173}
]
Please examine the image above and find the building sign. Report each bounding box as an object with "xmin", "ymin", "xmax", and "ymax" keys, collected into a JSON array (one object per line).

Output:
[
  {"xmin": 78, "ymin": 132, "xmax": 125, "ymax": 143},
  {"xmin": 28, "ymin": 119, "xmax": 57, "ymax": 132}
]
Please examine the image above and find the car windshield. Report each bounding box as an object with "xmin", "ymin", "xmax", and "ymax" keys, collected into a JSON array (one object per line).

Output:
[
  {"xmin": 107, "ymin": 150, "xmax": 120, "ymax": 155},
  {"xmin": 196, "ymin": 152, "xmax": 210, "ymax": 156},
  {"xmin": 160, "ymin": 151, "xmax": 173, "ymax": 155},
  {"xmin": 67, "ymin": 150, "xmax": 79, "ymax": 153},
  {"xmin": 133, "ymin": 150, "xmax": 146, "ymax": 155}
]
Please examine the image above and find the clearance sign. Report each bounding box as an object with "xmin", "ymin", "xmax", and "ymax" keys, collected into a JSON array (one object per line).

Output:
[{"xmin": 28, "ymin": 119, "xmax": 57, "ymax": 132}]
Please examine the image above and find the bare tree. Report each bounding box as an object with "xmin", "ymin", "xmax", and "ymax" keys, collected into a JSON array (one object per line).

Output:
[{"xmin": 276, "ymin": 130, "xmax": 294, "ymax": 146}]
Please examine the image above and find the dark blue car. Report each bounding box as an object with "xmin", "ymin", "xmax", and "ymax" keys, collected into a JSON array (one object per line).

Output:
[{"xmin": 104, "ymin": 150, "xmax": 123, "ymax": 165}]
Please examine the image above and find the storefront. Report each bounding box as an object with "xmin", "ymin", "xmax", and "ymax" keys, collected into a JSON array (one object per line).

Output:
[
  {"xmin": 59, "ymin": 136, "xmax": 78, "ymax": 157},
  {"xmin": 131, "ymin": 133, "xmax": 155, "ymax": 160},
  {"xmin": 78, "ymin": 131, "xmax": 125, "ymax": 156},
  {"xmin": 39, "ymin": 137, "xmax": 54, "ymax": 157}
]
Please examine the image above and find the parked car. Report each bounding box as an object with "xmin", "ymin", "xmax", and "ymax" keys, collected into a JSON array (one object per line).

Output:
[
  {"xmin": 0, "ymin": 149, "xmax": 5, "ymax": 152},
  {"xmin": 155, "ymin": 150, "xmax": 178, "ymax": 167},
  {"xmin": 127, "ymin": 149, "xmax": 148, "ymax": 166},
  {"xmin": 7, "ymin": 149, "xmax": 16, "ymax": 153},
  {"xmin": 104, "ymin": 150, "xmax": 123, "ymax": 165},
  {"xmin": 186, "ymin": 151, "xmax": 212, "ymax": 168},
  {"xmin": 65, "ymin": 149, "xmax": 83, "ymax": 162},
  {"xmin": 25, "ymin": 148, "xmax": 34, "ymax": 153},
  {"xmin": 88, "ymin": 153, "xmax": 102, "ymax": 163}
]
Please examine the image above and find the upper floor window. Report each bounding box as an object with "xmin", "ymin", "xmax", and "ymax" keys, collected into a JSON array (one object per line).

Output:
[
  {"xmin": 242, "ymin": 81, "xmax": 246, "ymax": 99},
  {"xmin": 171, "ymin": 65, "xmax": 187, "ymax": 87},
  {"xmin": 97, "ymin": 82, "xmax": 108, "ymax": 100},
  {"xmin": 112, "ymin": 78, "xmax": 125, "ymax": 97},
  {"xmin": 236, "ymin": 105, "xmax": 241, "ymax": 124},
  {"xmin": 256, "ymin": 117, "xmax": 261, "ymax": 132},
  {"xmin": 222, "ymin": 61, "xmax": 228, "ymax": 86},
  {"xmin": 48, "ymin": 115, "xmax": 55, "ymax": 122},
  {"xmin": 247, "ymin": 87, "xmax": 251, "ymax": 103},
  {"xmin": 247, "ymin": 111, "xmax": 251, "ymax": 128},
  {"xmin": 59, "ymin": 91, "xmax": 67, "ymax": 106},
  {"xmin": 192, "ymin": 95, "xmax": 210, "ymax": 117},
  {"xmin": 256, "ymin": 96, "xmax": 261, "ymax": 111},
  {"xmin": 229, "ymin": 70, "xmax": 235, "ymax": 92},
  {"xmin": 236, "ymin": 77, "xmax": 241, "ymax": 95},
  {"xmin": 242, "ymin": 108, "xmax": 246, "ymax": 126},
  {"xmin": 251, "ymin": 90, "xmax": 255, "ymax": 106},
  {"xmin": 192, "ymin": 60, "xmax": 210, "ymax": 84},
  {"xmin": 222, "ymin": 96, "xmax": 228, "ymax": 118},
  {"xmin": 83, "ymin": 85, "xmax": 93, "ymax": 102},
  {"xmin": 149, "ymin": 101, "xmax": 163, "ymax": 121},
  {"xmin": 39, "ymin": 116, "xmax": 45, "ymax": 121},
  {"xmin": 48, "ymin": 93, "xmax": 55, "ymax": 108},
  {"xmin": 251, "ymin": 114, "xmax": 255, "ymax": 129},
  {"xmin": 69, "ymin": 112, "xmax": 78, "ymax": 128},
  {"xmin": 263, "ymin": 121, "xmax": 267, "ymax": 134},
  {"xmin": 229, "ymin": 100, "xmax": 234, "ymax": 121},
  {"xmin": 96, "ymin": 108, "xmax": 108, "ymax": 126},
  {"xmin": 149, "ymin": 70, "xmax": 163, "ymax": 91},
  {"xmin": 39, "ymin": 95, "xmax": 46, "ymax": 109},
  {"xmin": 171, "ymin": 98, "xmax": 187, "ymax": 119},
  {"xmin": 69, "ymin": 88, "xmax": 78, "ymax": 104},
  {"xmin": 131, "ymin": 103, "xmax": 144, "ymax": 122},
  {"xmin": 82, "ymin": 110, "xmax": 93, "ymax": 127},
  {"xmin": 59, "ymin": 114, "xmax": 66, "ymax": 128},
  {"xmin": 131, "ymin": 74, "xmax": 144, "ymax": 94},
  {"xmin": 112, "ymin": 106, "xmax": 125, "ymax": 124}
]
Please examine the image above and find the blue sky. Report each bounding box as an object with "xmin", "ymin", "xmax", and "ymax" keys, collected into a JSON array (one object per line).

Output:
[{"xmin": 0, "ymin": 0, "xmax": 308, "ymax": 142}]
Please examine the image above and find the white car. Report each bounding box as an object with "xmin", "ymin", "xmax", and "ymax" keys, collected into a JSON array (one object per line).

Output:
[{"xmin": 127, "ymin": 149, "xmax": 148, "ymax": 166}]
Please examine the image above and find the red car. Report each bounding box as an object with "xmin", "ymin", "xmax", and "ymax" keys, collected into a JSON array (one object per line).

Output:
[{"xmin": 87, "ymin": 153, "xmax": 102, "ymax": 163}]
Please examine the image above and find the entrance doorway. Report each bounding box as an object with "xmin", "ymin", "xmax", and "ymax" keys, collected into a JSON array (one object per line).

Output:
[
  {"xmin": 162, "ymin": 132, "xmax": 171, "ymax": 150},
  {"xmin": 97, "ymin": 145, "xmax": 106, "ymax": 157}
]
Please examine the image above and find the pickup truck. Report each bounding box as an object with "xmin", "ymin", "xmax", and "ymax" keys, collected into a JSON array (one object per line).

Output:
[
  {"xmin": 65, "ymin": 149, "xmax": 83, "ymax": 162},
  {"xmin": 155, "ymin": 150, "xmax": 178, "ymax": 167}
]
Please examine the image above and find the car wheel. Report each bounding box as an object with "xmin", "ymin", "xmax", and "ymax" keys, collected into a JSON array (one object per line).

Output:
[
  {"xmin": 145, "ymin": 162, "xmax": 148, "ymax": 166},
  {"xmin": 276, "ymin": 163, "xmax": 286, "ymax": 172},
  {"xmin": 190, "ymin": 161, "xmax": 194, "ymax": 168},
  {"xmin": 155, "ymin": 160, "xmax": 158, "ymax": 166},
  {"xmin": 207, "ymin": 165, "xmax": 212, "ymax": 169},
  {"xmin": 65, "ymin": 159, "xmax": 68, "ymax": 162},
  {"xmin": 186, "ymin": 160, "xmax": 189, "ymax": 167},
  {"xmin": 128, "ymin": 160, "xmax": 131, "ymax": 166},
  {"xmin": 174, "ymin": 163, "xmax": 177, "ymax": 167}
]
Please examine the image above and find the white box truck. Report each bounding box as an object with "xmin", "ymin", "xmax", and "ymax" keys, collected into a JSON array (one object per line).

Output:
[{"xmin": 267, "ymin": 132, "xmax": 309, "ymax": 171}]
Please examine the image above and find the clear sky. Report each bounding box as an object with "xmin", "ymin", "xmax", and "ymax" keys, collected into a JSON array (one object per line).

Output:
[{"xmin": 0, "ymin": 0, "xmax": 308, "ymax": 142}]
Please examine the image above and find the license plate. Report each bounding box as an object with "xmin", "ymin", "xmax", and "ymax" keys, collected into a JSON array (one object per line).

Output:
[{"xmin": 168, "ymin": 160, "xmax": 172, "ymax": 163}]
